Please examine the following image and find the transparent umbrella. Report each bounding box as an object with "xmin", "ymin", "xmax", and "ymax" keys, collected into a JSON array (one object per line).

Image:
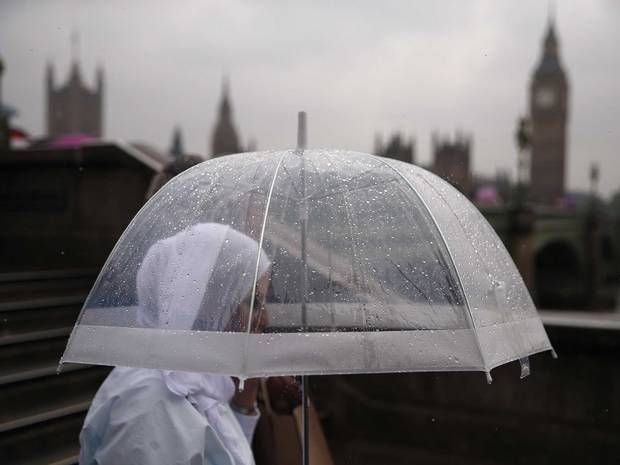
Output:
[{"xmin": 60, "ymin": 113, "xmax": 554, "ymax": 464}]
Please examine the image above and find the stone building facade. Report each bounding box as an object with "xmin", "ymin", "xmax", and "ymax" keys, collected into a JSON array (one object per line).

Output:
[
  {"xmin": 375, "ymin": 133, "xmax": 415, "ymax": 164},
  {"xmin": 46, "ymin": 60, "xmax": 104, "ymax": 138},
  {"xmin": 431, "ymin": 131, "xmax": 472, "ymax": 195}
]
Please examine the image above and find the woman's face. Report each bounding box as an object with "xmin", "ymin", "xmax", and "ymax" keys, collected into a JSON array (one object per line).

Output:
[{"xmin": 227, "ymin": 272, "xmax": 270, "ymax": 333}]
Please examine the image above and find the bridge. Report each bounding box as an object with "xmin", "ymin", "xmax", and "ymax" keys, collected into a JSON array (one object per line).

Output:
[{"xmin": 482, "ymin": 204, "xmax": 618, "ymax": 310}]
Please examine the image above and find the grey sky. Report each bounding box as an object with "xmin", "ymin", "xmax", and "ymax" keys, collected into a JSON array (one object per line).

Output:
[{"xmin": 1, "ymin": 0, "xmax": 619, "ymax": 196}]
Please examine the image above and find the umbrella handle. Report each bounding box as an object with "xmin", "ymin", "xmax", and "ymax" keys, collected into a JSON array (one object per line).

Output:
[
  {"xmin": 301, "ymin": 375, "xmax": 310, "ymax": 465},
  {"xmin": 519, "ymin": 357, "xmax": 531, "ymax": 379}
]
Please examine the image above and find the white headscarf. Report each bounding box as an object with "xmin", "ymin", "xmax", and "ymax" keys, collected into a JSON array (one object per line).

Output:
[{"xmin": 135, "ymin": 223, "xmax": 271, "ymax": 465}]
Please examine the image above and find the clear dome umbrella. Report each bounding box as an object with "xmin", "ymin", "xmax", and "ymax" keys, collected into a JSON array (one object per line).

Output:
[{"xmin": 60, "ymin": 113, "xmax": 554, "ymax": 464}]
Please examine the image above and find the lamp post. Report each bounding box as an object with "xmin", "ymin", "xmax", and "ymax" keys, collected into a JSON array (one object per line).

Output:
[
  {"xmin": 510, "ymin": 116, "xmax": 535, "ymax": 293},
  {"xmin": 515, "ymin": 116, "xmax": 532, "ymax": 204},
  {"xmin": 586, "ymin": 162, "xmax": 601, "ymax": 309},
  {"xmin": 0, "ymin": 56, "xmax": 9, "ymax": 150},
  {"xmin": 589, "ymin": 162, "xmax": 599, "ymax": 204}
]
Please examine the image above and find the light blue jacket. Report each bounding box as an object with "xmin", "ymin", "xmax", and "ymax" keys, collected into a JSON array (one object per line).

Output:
[{"xmin": 79, "ymin": 368, "xmax": 257, "ymax": 465}]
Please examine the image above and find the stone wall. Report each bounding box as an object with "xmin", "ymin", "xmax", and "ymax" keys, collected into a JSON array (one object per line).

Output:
[{"xmin": 0, "ymin": 145, "xmax": 155, "ymax": 272}]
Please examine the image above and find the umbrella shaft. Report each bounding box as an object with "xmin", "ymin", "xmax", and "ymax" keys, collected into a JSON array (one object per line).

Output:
[
  {"xmin": 299, "ymin": 149, "xmax": 308, "ymax": 328},
  {"xmin": 301, "ymin": 375, "xmax": 310, "ymax": 465},
  {"xmin": 298, "ymin": 111, "xmax": 310, "ymax": 465},
  {"xmin": 301, "ymin": 217, "xmax": 308, "ymax": 327}
]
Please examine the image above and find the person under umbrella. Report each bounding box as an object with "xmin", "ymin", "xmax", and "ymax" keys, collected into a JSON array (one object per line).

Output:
[{"xmin": 79, "ymin": 222, "xmax": 271, "ymax": 465}]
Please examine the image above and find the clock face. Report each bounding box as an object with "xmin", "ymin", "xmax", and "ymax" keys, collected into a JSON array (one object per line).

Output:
[{"xmin": 535, "ymin": 87, "xmax": 556, "ymax": 109}]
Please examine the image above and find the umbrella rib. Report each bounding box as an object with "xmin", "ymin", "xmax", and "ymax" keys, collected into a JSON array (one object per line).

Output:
[
  {"xmin": 371, "ymin": 157, "xmax": 490, "ymax": 374},
  {"xmin": 416, "ymin": 175, "xmax": 496, "ymax": 279},
  {"xmin": 245, "ymin": 152, "xmax": 288, "ymax": 338},
  {"xmin": 279, "ymin": 163, "xmax": 303, "ymax": 199},
  {"xmin": 387, "ymin": 258, "xmax": 437, "ymax": 313}
]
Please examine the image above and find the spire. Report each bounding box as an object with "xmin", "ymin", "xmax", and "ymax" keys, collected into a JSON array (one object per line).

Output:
[
  {"xmin": 544, "ymin": 24, "xmax": 557, "ymax": 56},
  {"xmin": 69, "ymin": 29, "xmax": 82, "ymax": 83},
  {"xmin": 71, "ymin": 28, "xmax": 80, "ymax": 64},
  {"xmin": 210, "ymin": 76, "xmax": 241, "ymax": 157},
  {"xmin": 547, "ymin": 1, "xmax": 555, "ymax": 29},
  {"xmin": 46, "ymin": 61, "xmax": 54, "ymax": 90},
  {"xmin": 219, "ymin": 75, "xmax": 231, "ymax": 120},
  {"xmin": 169, "ymin": 126, "xmax": 184, "ymax": 158},
  {"xmin": 534, "ymin": 6, "xmax": 562, "ymax": 77},
  {"xmin": 543, "ymin": 2, "xmax": 558, "ymax": 58}
]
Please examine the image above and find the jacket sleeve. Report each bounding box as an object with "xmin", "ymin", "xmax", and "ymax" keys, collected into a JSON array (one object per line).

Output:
[
  {"xmin": 82, "ymin": 390, "xmax": 220, "ymax": 465},
  {"xmin": 232, "ymin": 408, "xmax": 261, "ymax": 444}
]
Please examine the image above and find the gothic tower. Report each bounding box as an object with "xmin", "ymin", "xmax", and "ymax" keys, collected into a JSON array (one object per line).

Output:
[
  {"xmin": 431, "ymin": 131, "xmax": 472, "ymax": 196},
  {"xmin": 375, "ymin": 132, "xmax": 416, "ymax": 165},
  {"xmin": 529, "ymin": 15, "xmax": 569, "ymax": 204},
  {"xmin": 46, "ymin": 34, "xmax": 104, "ymax": 137},
  {"xmin": 210, "ymin": 78, "xmax": 241, "ymax": 157}
]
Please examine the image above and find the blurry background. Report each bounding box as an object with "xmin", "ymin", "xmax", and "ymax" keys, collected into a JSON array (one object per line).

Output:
[{"xmin": 0, "ymin": 1, "xmax": 619, "ymax": 464}]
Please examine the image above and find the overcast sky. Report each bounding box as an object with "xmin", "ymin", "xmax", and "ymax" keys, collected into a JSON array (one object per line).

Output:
[{"xmin": 1, "ymin": 0, "xmax": 619, "ymax": 196}]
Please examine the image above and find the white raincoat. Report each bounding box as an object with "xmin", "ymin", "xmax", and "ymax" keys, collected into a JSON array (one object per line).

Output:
[{"xmin": 79, "ymin": 223, "xmax": 271, "ymax": 465}]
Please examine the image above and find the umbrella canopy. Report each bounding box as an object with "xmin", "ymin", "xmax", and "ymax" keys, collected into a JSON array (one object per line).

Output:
[{"xmin": 60, "ymin": 149, "xmax": 553, "ymax": 380}]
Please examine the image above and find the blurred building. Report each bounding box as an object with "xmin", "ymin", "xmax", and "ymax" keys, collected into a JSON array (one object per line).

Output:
[
  {"xmin": 431, "ymin": 131, "xmax": 472, "ymax": 195},
  {"xmin": 210, "ymin": 78, "xmax": 242, "ymax": 157},
  {"xmin": 46, "ymin": 48, "xmax": 104, "ymax": 138},
  {"xmin": 0, "ymin": 56, "xmax": 21, "ymax": 150},
  {"xmin": 374, "ymin": 133, "xmax": 415, "ymax": 164},
  {"xmin": 169, "ymin": 126, "xmax": 184, "ymax": 158},
  {"xmin": 529, "ymin": 17, "xmax": 569, "ymax": 205}
]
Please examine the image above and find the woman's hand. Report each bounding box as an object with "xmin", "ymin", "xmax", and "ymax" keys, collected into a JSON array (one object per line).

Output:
[
  {"xmin": 230, "ymin": 376, "xmax": 302, "ymax": 415},
  {"xmin": 230, "ymin": 377, "xmax": 260, "ymax": 415},
  {"xmin": 266, "ymin": 376, "xmax": 301, "ymax": 414}
]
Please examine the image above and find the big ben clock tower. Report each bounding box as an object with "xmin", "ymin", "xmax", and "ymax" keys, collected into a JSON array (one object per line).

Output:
[{"xmin": 529, "ymin": 17, "xmax": 569, "ymax": 205}]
